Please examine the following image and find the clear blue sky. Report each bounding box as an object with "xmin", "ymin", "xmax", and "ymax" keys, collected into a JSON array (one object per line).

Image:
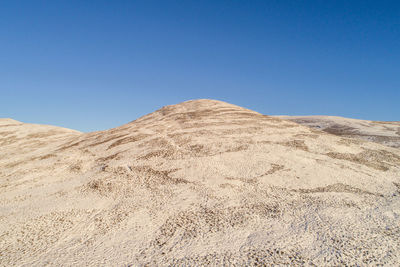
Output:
[{"xmin": 1, "ymin": 1, "xmax": 399, "ymax": 132}]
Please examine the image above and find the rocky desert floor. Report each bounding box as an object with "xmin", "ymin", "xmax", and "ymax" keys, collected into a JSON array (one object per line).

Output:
[{"xmin": 1, "ymin": 100, "xmax": 399, "ymax": 266}]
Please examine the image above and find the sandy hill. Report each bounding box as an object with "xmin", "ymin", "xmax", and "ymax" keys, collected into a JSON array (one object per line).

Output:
[
  {"xmin": 1, "ymin": 100, "xmax": 399, "ymax": 266},
  {"xmin": 0, "ymin": 118, "xmax": 22, "ymax": 126},
  {"xmin": 277, "ymin": 115, "xmax": 400, "ymax": 149}
]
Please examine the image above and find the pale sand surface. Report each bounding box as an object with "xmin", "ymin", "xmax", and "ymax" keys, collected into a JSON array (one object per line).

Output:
[
  {"xmin": 1, "ymin": 100, "xmax": 399, "ymax": 266},
  {"xmin": 276, "ymin": 115, "xmax": 400, "ymax": 148}
]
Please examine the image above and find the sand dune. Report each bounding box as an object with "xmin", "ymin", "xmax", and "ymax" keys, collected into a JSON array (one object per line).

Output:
[{"xmin": 1, "ymin": 100, "xmax": 399, "ymax": 266}]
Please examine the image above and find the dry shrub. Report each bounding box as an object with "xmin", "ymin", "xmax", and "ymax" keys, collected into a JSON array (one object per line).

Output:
[
  {"xmin": 152, "ymin": 203, "xmax": 280, "ymax": 250},
  {"xmin": 294, "ymin": 133, "xmax": 320, "ymax": 139},
  {"xmin": 138, "ymin": 150, "xmax": 174, "ymax": 160},
  {"xmin": 87, "ymin": 133, "xmax": 129, "ymax": 148},
  {"xmin": 0, "ymin": 131, "xmax": 15, "ymax": 137},
  {"xmin": 107, "ymin": 134, "xmax": 149, "ymax": 149},
  {"xmin": 84, "ymin": 165, "xmax": 188, "ymax": 196},
  {"xmin": 69, "ymin": 163, "xmax": 82, "ymax": 172},
  {"xmin": 57, "ymin": 140, "xmax": 83, "ymax": 151},
  {"xmin": 39, "ymin": 154, "xmax": 56, "ymax": 160},
  {"xmin": 293, "ymin": 183, "xmax": 380, "ymax": 196},
  {"xmin": 326, "ymin": 149, "xmax": 400, "ymax": 171},
  {"xmin": 277, "ymin": 140, "xmax": 309, "ymax": 151}
]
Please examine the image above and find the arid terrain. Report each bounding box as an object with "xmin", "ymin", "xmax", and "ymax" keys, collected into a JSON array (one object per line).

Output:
[
  {"xmin": 1, "ymin": 99, "xmax": 399, "ymax": 266},
  {"xmin": 277, "ymin": 115, "xmax": 400, "ymax": 149}
]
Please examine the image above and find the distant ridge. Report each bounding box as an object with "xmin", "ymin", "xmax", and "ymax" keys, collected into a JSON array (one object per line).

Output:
[{"xmin": 277, "ymin": 115, "xmax": 400, "ymax": 148}]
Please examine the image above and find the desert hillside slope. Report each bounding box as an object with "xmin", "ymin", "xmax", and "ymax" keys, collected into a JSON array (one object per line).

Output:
[
  {"xmin": 277, "ymin": 115, "xmax": 400, "ymax": 148},
  {"xmin": 1, "ymin": 100, "xmax": 400, "ymax": 266}
]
